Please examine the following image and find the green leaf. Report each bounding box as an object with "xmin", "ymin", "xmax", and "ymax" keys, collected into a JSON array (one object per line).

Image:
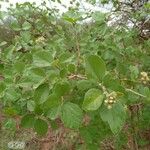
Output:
[
  {"xmin": 0, "ymin": 81, "xmax": 6, "ymax": 95},
  {"xmin": 28, "ymin": 68, "xmax": 46, "ymax": 82},
  {"xmin": 19, "ymin": 68, "xmax": 46, "ymax": 88},
  {"xmin": 34, "ymin": 83, "xmax": 49, "ymax": 104},
  {"xmin": 86, "ymin": 55, "xmax": 106, "ymax": 81},
  {"xmin": 82, "ymin": 88, "xmax": 104, "ymax": 111},
  {"xmin": 68, "ymin": 64, "xmax": 76, "ymax": 73},
  {"xmin": 33, "ymin": 51, "xmax": 53, "ymax": 67},
  {"xmin": 129, "ymin": 65, "xmax": 139, "ymax": 81},
  {"xmin": 10, "ymin": 21, "xmax": 21, "ymax": 31},
  {"xmin": 63, "ymin": 17, "xmax": 76, "ymax": 23},
  {"xmin": 34, "ymin": 105, "xmax": 43, "ymax": 115},
  {"xmin": 3, "ymin": 118, "xmax": 16, "ymax": 129},
  {"xmin": 34, "ymin": 119, "xmax": 48, "ymax": 136},
  {"xmin": 42, "ymin": 93, "xmax": 60, "ymax": 110},
  {"xmin": 4, "ymin": 87, "xmax": 20, "ymax": 101},
  {"xmin": 21, "ymin": 114, "xmax": 35, "ymax": 128},
  {"xmin": 140, "ymin": 87, "xmax": 150, "ymax": 101},
  {"xmin": 13, "ymin": 61, "xmax": 25, "ymax": 73},
  {"xmin": 20, "ymin": 31, "xmax": 31, "ymax": 43},
  {"xmin": 22, "ymin": 21, "xmax": 32, "ymax": 30},
  {"xmin": 0, "ymin": 41, "xmax": 7, "ymax": 47},
  {"xmin": 27, "ymin": 100, "xmax": 35, "ymax": 111},
  {"xmin": 92, "ymin": 11, "xmax": 106, "ymax": 23},
  {"xmin": 77, "ymin": 80, "xmax": 96, "ymax": 92},
  {"xmin": 47, "ymin": 106, "xmax": 61, "ymax": 120},
  {"xmin": 103, "ymin": 74, "xmax": 125, "ymax": 93},
  {"xmin": 100, "ymin": 102, "xmax": 126, "ymax": 134},
  {"xmin": 3, "ymin": 107, "xmax": 17, "ymax": 116},
  {"xmin": 61, "ymin": 102, "xmax": 83, "ymax": 129},
  {"xmin": 53, "ymin": 81, "xmax": 70, "ymax": 97}
]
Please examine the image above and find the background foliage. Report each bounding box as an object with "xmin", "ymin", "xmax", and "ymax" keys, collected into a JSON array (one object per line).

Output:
[{"xmin": 0, "ymin": 0, "xmax": 150, "ymax": 149}]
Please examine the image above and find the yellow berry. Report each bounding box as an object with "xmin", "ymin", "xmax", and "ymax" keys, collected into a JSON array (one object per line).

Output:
[
  {"xmin": 143, "ymin": 81, "xmax": 147, "ymax": 84},
  {"xmin": 141, "ymin": 72, "xmax": 147, "ymax": 77},
  {"xmin": 109, "ymin": 100, "xmax": 114, "ymax": 104},
  {"xmin": 146, "ymin": 76, "xmax": 150, "ymax": 81},
  {"xmin": 109, "ymin": 96, "xmax": 114, "ymax": 100},
  {"xmin": 141, "ymin": 77, "xmax": 145, "ymax": 81},
  {"xmin": 104, "ymin": 100, "xmax": 108, "ymax": 103},
  {"xmin": 107, "ymin": 105, "xmax": 112, "ymax": 109}
]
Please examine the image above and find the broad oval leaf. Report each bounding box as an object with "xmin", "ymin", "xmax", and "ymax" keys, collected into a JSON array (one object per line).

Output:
[
  {"xmin": 10, "ymin": 21, "xmax": 21, "ymax": 31},
  {"xmin": 92, "ymin": 11, "xmax": 106, "ymax": 23},
  {"xmin": 34, "ymin": 118, "xmax": 48, "ymax": 136},
  {"xmin": 47, "ymin": 106, "xmax": 61, "ymax": 120},
  {"xmin": 21, "ymin": 114, "xmax": 35, "ymax": 128},
  {"xmin": 53, "ymin": 81, "xmax": 70, "ymax": 97},
  {"xmin": 42, "ymin": 93, "xmax": 60, "ymax": 110},
  {"xmin": 86, "ymin": 55, "xmax": 106, "ymax": 81},
  {"xmin": 100, "ymin": 102, "xmax": 126, "ymax": 134},
  {"xmin": 34, "ymin": 83, "xmax": 49, "ymax": 104},
  {"xmin": 33, "ymin": 51, "xmax": 53, "ymax": 67},
  {"xmin": 61, "ymin": 102, "xmax": 83, "ymax": 129},
  {"xmin": 22, "ymin": 21, "xmax": 32, "ymax": 30},
  {"xmin": 27, "ymin": 100, "xmax": 35, "ymax": 112},
  {"xmin": 82, "ymin": 88, "xmax": 104, "ymax": 111}
]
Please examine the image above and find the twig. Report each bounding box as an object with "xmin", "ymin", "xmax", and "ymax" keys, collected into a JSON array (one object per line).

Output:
[
  {"xmin": 126, "ymin": 89, "xmax": 146, "ymax": 98},
  {"xmin": 68, "ymin": 74, "xmax": 87, "ymax": 80}
]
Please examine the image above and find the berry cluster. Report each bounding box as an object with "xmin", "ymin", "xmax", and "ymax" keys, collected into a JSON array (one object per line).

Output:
[
  {"xmin": 140, "ymin": 72, "xmax": 150, "ymax": 84},
  {"xmin": 104, "ymin": 92, "xmax": 117, "ymax": 109}
]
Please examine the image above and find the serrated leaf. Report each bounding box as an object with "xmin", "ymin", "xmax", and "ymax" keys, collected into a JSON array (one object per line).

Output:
[
  {"xmin": 22, "ymin": 21, "xmax": 32, "ymax": 30},
  {"xmin": 76, "ymin": 80, "xmax": 95, "ymax": 92},
  {"xmin": 53, "ymin": 81, "xmax": 70, "ymax": 97},
  {"xmin": 21, "ymin": 114, "xmax": 35, "ymax": 128},
  {"xmin": 34, "ymin": 119, "xmax": 48, "ymax": 136},
  {"xmin": 34, "ymin": 83, "xmax": 49, "ymax": 104},
  {"xmin": 86, "ymin": 55, "xmax": 106, "ymax": 81},
  {"xmin": 20, "ymin": 68, "xmax": 46, "ymax": 88},
  {"xmin": 20, "ymin": 31, "xmax": 31, "ymax": 43},
  {"xmin": 103, "ymin": 74, "xmax": 125, "ymax": 93},
  {"xmin": 43, "ymin": 93, "xmax": 60, "ymax": 110},
  {"xmin": 47, "ymin": 106, "xmax": 61, "ymax": 120},
  {"xmin": 27, "ymin": 100, "xmax": 35, "ymax": 111},
  {"xmin": 3, "ymin": 118, "xmax": 16, "ymax": 129},
  {"xmin": 13, "ymin": 61, "xmax": 25, "ymax": 73},
  {"xmin": 4, "ymin": 87, "xmax": 20, "ymax": 101},
  {"xmin": 82, "ymin": 88, "xmax": 104, "ymax": 111},
  {"xmin": 100, "ymin": 102, "xmax": 126, "ymax": 134},
  {"xmin": 33, "ymin": 51, "xmax": 53, "ymax": 67},
  {"xmin": 11, "ymin": 21, "xmax": 21, "ymax": 31},
  {"xmin": 3, "ymin": 107, "xmax": 17, "ymax": 116},
  {"xmin": 92, "ymin": 11, "xmax": 106, "ymax": 23},
  {"xmin": 61, "ymin": 102, "xmax": 83, "ymax": 129}
]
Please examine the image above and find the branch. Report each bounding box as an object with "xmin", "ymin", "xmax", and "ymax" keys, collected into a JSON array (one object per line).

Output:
[
  {"xmin": 126, "ymin": 88, "xmax": 146, "ymax": 98},
  {"xmin": 68, "ymin": 74, "xmax": 87, "ymax": 80}
]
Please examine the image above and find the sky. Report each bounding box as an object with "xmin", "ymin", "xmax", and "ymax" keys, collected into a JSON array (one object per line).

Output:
[{"xmin": 0, "ymin": 0, "xmax": 112, "ymax": 13}]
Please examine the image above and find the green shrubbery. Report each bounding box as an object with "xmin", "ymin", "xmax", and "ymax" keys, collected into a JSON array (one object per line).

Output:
[{"xmin": 0, "ymin": 0, "xmax": 150, "ymax": 149}]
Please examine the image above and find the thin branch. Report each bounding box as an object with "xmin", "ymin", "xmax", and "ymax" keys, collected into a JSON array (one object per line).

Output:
[
  {"xmin": 68, "ymin": 74, "xmax": 87, "ymax": 80},
  {"xmin": 126, "ymin": 88, "xmax": 146, "ymax": 98}
]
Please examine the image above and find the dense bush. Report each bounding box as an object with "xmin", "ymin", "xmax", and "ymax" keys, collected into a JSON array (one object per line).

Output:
[{"xmin": 0, "ymin": 0, "xmax": 150, "ymax": 149}]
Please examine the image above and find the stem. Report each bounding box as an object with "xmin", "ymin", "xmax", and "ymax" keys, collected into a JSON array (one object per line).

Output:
[
  {"xmin": 74, "ymin": 25, "xmax": 80, "ymax": 66},
  {"xmin": 126, "ymin": 89, "xmax": 146, "ymax": 98},
  {"xmin": 68, "ymin": 74, "xmax": 87, "ymax": 80}
]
